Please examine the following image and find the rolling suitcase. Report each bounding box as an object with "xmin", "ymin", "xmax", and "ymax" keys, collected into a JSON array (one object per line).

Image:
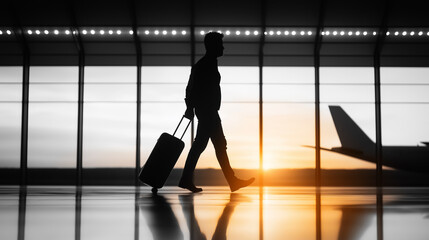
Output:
[{"xmin": 139, "ymin": 116, "xmax": 191, "ymax": 193}]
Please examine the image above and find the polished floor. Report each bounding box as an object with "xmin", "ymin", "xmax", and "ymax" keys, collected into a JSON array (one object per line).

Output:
[{"xmin": 1, "ymin": 186, "xmax": 429, "ymax": 240}]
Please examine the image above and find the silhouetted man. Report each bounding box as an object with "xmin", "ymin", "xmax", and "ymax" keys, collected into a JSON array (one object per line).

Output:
[{"xmin": 179, "ymin": 32, "xmax": 255, "ymax": 193}]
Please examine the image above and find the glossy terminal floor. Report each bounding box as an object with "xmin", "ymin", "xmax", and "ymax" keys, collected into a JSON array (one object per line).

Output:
[{"xmin": 1, "ymin": 186, "xmax": 429, "ymax": 240}]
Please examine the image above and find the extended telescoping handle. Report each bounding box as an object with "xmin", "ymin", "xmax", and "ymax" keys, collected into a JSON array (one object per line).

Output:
[{"xmin": 173, "ymin": 115, "xmax": 192, "ymax": 140}]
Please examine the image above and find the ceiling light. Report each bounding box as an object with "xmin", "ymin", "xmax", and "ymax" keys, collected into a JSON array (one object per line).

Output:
[
  {"xmin": 116, "ymin": 30, "xmax": 121, "ymax": 35},
  {"xmin": 254, "ymin": 30, "xmax": 259, "ymax": 35},
  {"xmin": 154, "ymin": 30, "xmax": 159, "ymax": 35},
  {"xmin": 276, "ymin": 31, "xmax": 281, "ymax": 35},
  {"xmin": 284, "ymin": 31, "xmax": 289, "ymax": 35},
  {"xmin": 325, "ymin": 31, "xmax": 330, "ymax": 35},
  {"xmin": 44, "ymin": 30, "xmax": 49, "ymax": 34},
  {"xmin": 410, "ymin": 31, "xmax": 415, "ymax": 36},
  {"xmin": 172, "ymin": 30, "xmax": 177, "ymax": 35},
  {"xmin": 394, "ymin": 31, "xmax": 399, "ymax": 36},
  {"xmin": 225, "ymin": 30, "xmax": 230, "ymax": 35},
  {"xmin": 162, "ymin": 30, "xmax": 167, "ymax": 35},
  {"xmin": 356, "ymin": 31, "xmax": 360, "ymax": 36},
  {"xmin": 418, "ymin": 31, "xmax": 423, "ymax": 36},
  {"xmin": 300, "ymin": 31, "xmax": 305, "ymax": 36},
  {"xmin": 307, "ymin": 31, "xmax": 312, "ymax": 35},
  {"xmin": 363, "ymin": 31, "xmax": 368, "ymax": 36},
  {"xmin": 200, "ymin": 30, "xmax": 205, "ymax": 35},
  {"xmin": 144, "ymin": 30, "xmax": 149, "ymax": 35},
  {"xmin": 35, "ymin": 30, "xmax": 40, "ymax": 35},
  {"xmin": 27, "ymin": 30, "xmax": 32, "ymax": 35},
  {"xmin": 7, "ymin": 30, "xmax": 12, "ymax": 35},
  {"xmin": 100, "ymin": 30, "xmax": 105, "ymax": 35},
  {"xmin": 333, "ymin": 31, "xmax": 338, "ymax": 36},
  {"xmin": 82, "ymin": 30, "xmax": 87, "ymax": 35},
  {"xmin": 90, "ymin": 30, "xmax": 95, "ymax": 35},
  {"xmin": 373, "ymin": 31, "xmax": 377, "ymax": 35},
  {"xmin": 348, "ymin": 31, "xmax": 353, "ymax": 36},
  {"xmin": 340, "ymin": 31, "xmax": 345, "ymax": 36},
  {"xmin": 245, "ymin": 30, "xmax": 250, "ymax": 35},
  {"xmin": 109, "ymin": 30, "xmax": 113, "ymax": 35},
  {"xmin": 269, "ymin": 31, "xmax": 274, "ymax": 35},
  {"xmin": 291, "ymin": 31, "xmax": 296, "ymax": 35},
  {"xmin": 386, "ymin": 31, "xmax": 390, "ymax": 36},
  {"xmin": 0, "ymin": 30, "xmax": 3, "ymax": 35},
  {"xmin": 402, "ymin": 31, "xmax": 407, "ymax": 36},
  {"xmin": 181, "ymin": 30, "xmax": 187, "ymax": 35},
  {"xmin": 236, "ymin": 30, "xmax": 241, "ymax": 35},
  {"xmin": 129, "ymin": 30, "xmax": 134, "ymax": 35}
]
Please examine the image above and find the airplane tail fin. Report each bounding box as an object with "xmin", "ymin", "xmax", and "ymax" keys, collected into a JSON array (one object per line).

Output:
[{"xmin": 329, "ymin": 106, "xmax": 375, "ymax": 154}]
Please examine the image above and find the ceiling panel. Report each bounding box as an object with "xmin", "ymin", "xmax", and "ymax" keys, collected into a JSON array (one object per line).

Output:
[
  {"xmin": 195, "ymin": 0, "xmax": 261, "ymax": 26},
  {"xmin": 266, "ymin": 0, "xmax": 321, "ymax": 26}
]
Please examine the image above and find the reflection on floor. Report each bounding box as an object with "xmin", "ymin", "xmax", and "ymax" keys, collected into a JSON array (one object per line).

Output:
[{"xmin": 1, "ymin": 186, "xmax": 429, "ymax": 240}]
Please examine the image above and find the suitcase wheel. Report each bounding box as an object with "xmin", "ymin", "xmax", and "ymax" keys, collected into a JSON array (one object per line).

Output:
[{"xmin": 151, "ymin": 187, "xmax": 158, "ymax": 194}]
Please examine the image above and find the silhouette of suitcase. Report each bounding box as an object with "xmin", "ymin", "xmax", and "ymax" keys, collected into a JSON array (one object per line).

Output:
[{"xmin": 139, "ymin": 116, "xmax": 191, "ymax": 193}]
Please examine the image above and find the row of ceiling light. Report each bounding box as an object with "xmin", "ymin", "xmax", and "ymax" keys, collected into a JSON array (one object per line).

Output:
[{"xmin": 1, "ymin": 28, "xmax": 429, "ymax": 37}]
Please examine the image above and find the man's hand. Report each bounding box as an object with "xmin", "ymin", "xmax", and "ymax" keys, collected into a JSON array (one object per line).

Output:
[{"xmin": 184, "ymin": 107, "xmax": 194, "ymax": 120}]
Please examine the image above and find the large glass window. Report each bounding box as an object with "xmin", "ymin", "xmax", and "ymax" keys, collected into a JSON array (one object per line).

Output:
[
  {"xmin": 320, "ymin": 67, "xmax": 376, "ymax": 171},
  {"xmin": 83, "ymin": 67, "xmax": 136, "ymax": 171},
  {"xmin": 263, "ymin": 67, "xmax": 315, "ymax": 170},
  {"xmin": 28, "ymin": 67, "xmax": 78, "ymax": 168},
  {"xmin": 0, "ymin": 67, "xmax": 22, "ymax": 168},
  {"xmin": 381, "ymin": 68, "xmax": 429, "ymax": 146},
  {"xmin": 140, "ymin": 67, "xmax": 192, "ymax": 169}
]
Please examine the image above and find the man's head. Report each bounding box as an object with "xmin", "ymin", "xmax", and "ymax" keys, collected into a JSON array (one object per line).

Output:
[{"xmin": 204, "ymin": 32, "xmax": 224, "ymax": 57}]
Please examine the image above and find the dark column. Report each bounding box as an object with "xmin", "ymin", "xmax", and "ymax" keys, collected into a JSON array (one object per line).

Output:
[
  {"xmin": 314, "ymin": 59, "xmax": 321, "ymax": 187},
  {"xmin": 373, "ymin": 2, "xmax": 389, "ymax": 239},
  {"xmin": 20, "ymin": 51, "xmax": 29, "ymax": 186},
  {"xmin": 259, "ymin": 1, "xmax": 266, "ymax": 240},
  {"xmin": 314, "ymin": 3, "xmax": 325, "ymax": 240},
  {"xmin": 76, "ymin": 52, "xmax": 84, "ymax": 186},
  {"xmin": 374, "ymin": 56, "xmax": 382, "ymax": 187},
  {"xmin": 258, "ymin": 0, "xmax": 266, "ymax": 189},
  {"xmin": 373, "ymin": 0, "xmax": 388, "ymax": 188},
  {"xmin": 314, "ymin": 0, "xmax": 325, "ymax": 188},
  {"xmin": 129, "ymin": 0, "xmax": 143, "ymax": 186},
  {"xmin": 71, "ymin": 7, "xmax": 86, "ymax": 187},
  {"xmin": 14, "ymin": 26, "xmax": 31, "ymax": 186},
  {"xmin": 135, "ymin": 60, "xmax": 142, "ymax": 186}
]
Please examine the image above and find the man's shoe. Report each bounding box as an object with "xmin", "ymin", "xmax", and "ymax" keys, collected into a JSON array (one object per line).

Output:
[
  {"xmin": 229, "ymin": 177, "xmax": 255, "ymax": 192},
  {"xmin": 178, "ymin": 180, "xmax": 203, "ymax": 193}
]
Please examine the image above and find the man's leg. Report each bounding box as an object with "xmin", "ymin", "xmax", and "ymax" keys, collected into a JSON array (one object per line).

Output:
[
  {"xmin": 211, "ymin": 114, "xmax": 255, "ymax": 192},
  {"xmin": 179, "ymin": 121, "xmax": 210, "ymax": 193}
]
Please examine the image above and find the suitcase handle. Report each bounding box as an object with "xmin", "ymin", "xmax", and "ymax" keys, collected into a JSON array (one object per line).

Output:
[{"xmin": 173, "ymin": 115, "xmax": 191, "ymax": 140}]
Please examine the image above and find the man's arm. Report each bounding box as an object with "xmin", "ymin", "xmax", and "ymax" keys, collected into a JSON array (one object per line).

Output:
[{"xmin": 184, "ymin": 69, "xmax": 195, "ymax": 119}]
